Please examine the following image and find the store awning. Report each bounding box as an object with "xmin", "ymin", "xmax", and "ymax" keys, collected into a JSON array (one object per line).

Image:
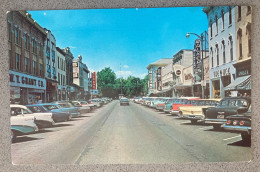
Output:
[
  {"xmin": 224, "ymin": 75, "xmax": 251, "ymax": 91},
  {"xmin": 157, "ymin": 87, "xmax": 172, "ymax": 94}
]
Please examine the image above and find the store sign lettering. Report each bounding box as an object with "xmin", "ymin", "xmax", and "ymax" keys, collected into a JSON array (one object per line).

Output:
[
  {"xmin": 238, "ymin": 70, "xmax": 249, "ymax": 77},
  {"xmin": 9, "ymin": 74, "xmax": 44, "ymax": 87},
  {"xmin": 213, "ymin": 67, "xmax": 230, "ymax": 78}
]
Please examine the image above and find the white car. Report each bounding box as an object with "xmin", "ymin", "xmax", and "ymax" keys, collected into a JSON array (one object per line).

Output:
[
  {"xmin": 10, "ymin": 104, "xmax": 54, "ymax": 129},
  {"xmin": 10, "ymin": 115, "xmax": 38, "ymax": 142}
]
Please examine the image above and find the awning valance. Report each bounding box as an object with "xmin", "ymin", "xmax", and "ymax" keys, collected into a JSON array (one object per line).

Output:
[{"xmin": 224, "ymin": 75, "xmax": 251, "ymax": 91}]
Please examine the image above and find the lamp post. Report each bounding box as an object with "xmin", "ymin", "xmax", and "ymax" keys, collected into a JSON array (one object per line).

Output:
[{"xmin": 186, "ymin": 31, "xmax": 208, "ymax": 98}]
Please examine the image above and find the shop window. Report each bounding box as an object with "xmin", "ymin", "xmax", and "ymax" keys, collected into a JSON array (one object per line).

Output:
[
  {"xmin": 246, "ymin": 23, "xmax": 251, "ymax": 56},
  {"xmin": 16, "ymin": 53, "xmax": 21, "ymax": 70},
  {"xmin": 229, "ymin": 7, "xmax": 232, "ymax": 25},
  {"xmin": 238, "ymin": 6, "xmax": 241, "ymax": 21},
  {"xmin": 237, "ymin": 28, "xmax": 243, "ymax": 59},
  {"xmin": 222, "ymin": 40, "xmax": 226, "ymax": 64},
  {"xmin": 215, "ymin": 15, "xmax": 218, "ymax": 35},
  {"xmin": 221, "ymin": 9, "xmax": 225, "ymax": 30},
  {"xmin": 229, "ymin": 36, "xmax": 233, "ymax": 61}
]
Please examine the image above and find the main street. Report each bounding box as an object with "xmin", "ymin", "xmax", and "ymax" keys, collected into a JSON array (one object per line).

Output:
[{"xmin": 12, "ymin": 100, "xmax": 251, "ymax": 164}]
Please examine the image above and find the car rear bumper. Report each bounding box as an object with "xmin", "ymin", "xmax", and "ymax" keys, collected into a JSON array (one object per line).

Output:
[
  {"xmin": 204, "ymin": 119, "xmax": 226, "ymax": 124},
  {"xmin": 223, "ymin": 125, "xmax": 251, "ymax": 132},
  {"xmin": 182, "ymin": 114, "xmax": 204, "ymax": 120}
]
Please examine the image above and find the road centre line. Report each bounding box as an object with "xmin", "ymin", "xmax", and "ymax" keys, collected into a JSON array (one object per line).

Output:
[{"xmin": 223, "ymin": 135, "xmax": 241, "ymax": 141}]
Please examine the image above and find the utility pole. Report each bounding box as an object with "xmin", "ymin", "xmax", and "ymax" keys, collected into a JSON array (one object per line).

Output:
[{"xmin": 120, "ymin": 63, "xmax": 122, "ymax": 95}]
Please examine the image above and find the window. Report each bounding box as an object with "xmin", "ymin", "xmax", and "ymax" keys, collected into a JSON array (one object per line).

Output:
[
  {"xmin": 216, "ymin": 44, "xmax": 219, "ymax": 66},
  {"xmin": 8, "ymin": 23, "xmax": 11, "ymax": 41},
  {"xmin": 39, "ymin": 63, "xmax": 43, "ymax": 77},
  {"xmin": 32, "ymin": 39, "xmax": 36, "ymax": 53},
  {"xmin": 47, "ymin": 64, "xmax": 51, "ymax": 78},
  {"xmin": 9, "ymin": 50, "xmax": 12, "ymax": 69},
  {"xmin": 47, "ymin": 39, "xmax": 50, "ymax": 47},
  {"xmin": 221, "ymin": 10, "xmax": 225, "ymax": 30},
  {"xmin": 16, "ymin": 53, "xmax": 21, "ymax": 70},
  {"xmin": 52, "ymin": 50, "xmax": 55, "ymax": 62},
  {"xmin": 215, "ymin": 15, "xmax": 218, "ymax": 34},
  {"xmin": 209, "ymin": 20, "xmax": 213, "ymax": 38},
  {"xmin": 61, "ymin": 74, "xmax": 62, "ymax": 85},
  {"xmin": 237, "ymin": 29, "xmax": 243, "ymax": 59},
  {"xmin": 238, "ymin": 6, "xmax": 241, "ymax": 21},
  {"xmin": 14, "ymin": 28, "xmax": 21, "ymax": 45},
  {"xmin": 25, "ymin": 57, "xmax": 29, "ymax": 73},
  {"xmin": 52, "ymin": 66, "xmax": 56, "ymax": 79},
  {"xmin": 210, "ymin": 47, "xmax": 213, "ymax": 67},
  {"xmin": 229, "ymin": 7, "xmax": 232, "ymax": 25},
  {"xmin": 222, "ymin": 40, "xmax": 226, "ymax": 64},
  {"xmin": 32, "ymin": 60, "xmax": 36, "ymax": 75},
  {"xmin": 58, "ymin": 73, "xmax": 60, "ymax": 84},
  {"xmin": 58, "ymin": 56, "xmax": 60, "ymax": 69},
  {"xmin": 46, "ymin": 47, "xmax": 50, "ymax": 58},
  {"xmin": 229, "ymin": 36, "xmax": 233, "ymax": 61},
  {"xmin": 247, "ymin": 23, "xmax": 251, "ymax": 56}
]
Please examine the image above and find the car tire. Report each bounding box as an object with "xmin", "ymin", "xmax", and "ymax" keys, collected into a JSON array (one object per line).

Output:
[
  {"xmin": 213, "ymin": 124, "xmax": 221, "ymax": 130},
  {"xmin": 11, "ymin": 130, "xmax": 16, "ymax": 143},
  {"xmin": 241, "ymin": 132, "xmax": 251, "ymax": 142},
  {"xmin": 191, "ymin": 120, "xmax": 198, "ymax": 124}
]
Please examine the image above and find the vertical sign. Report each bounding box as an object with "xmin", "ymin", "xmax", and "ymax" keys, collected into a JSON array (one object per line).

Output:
[
  {"xmin": 92, "ymin": 72, "xmax": 97, "ymax": 89},
  {"xmin": 194, "ymin": 39, "xmax": 201, "ymax": 70}
]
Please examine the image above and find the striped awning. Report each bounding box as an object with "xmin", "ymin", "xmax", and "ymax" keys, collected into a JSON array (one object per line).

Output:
[{"xmin": 224, "ymin": 75, "xmax": 251, "ymax": 91}]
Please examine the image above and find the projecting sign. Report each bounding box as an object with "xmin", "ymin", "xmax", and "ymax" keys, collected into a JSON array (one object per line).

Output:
[
  {"xmin": 92, "ymin": 72, "xmax": 97, "ymax": 90},
  {"xmin": 194, "ymin": 39, "xmax": 201, "ymax": 70}
]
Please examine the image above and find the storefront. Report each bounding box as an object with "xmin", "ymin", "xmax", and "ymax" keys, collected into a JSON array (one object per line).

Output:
[
  {"xmin": 46, "ymin": 79, "xmax": 58, "ymax": 102},
  {"xmin": 210, "ymin": 62, "xmax": 236, "ymax": 98},
  {"xmin": 224, "ymin": 59, "xmax": 251, "ymax": 96},
  {"xmin": 9, "ymin": 70, "xmax": 46, "ymax": 105},
  {"xmin": 57, "ymin": 85, "xmax": 68, "ymax": 101}
]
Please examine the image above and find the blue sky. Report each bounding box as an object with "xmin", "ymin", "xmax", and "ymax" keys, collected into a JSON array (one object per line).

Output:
[{"xmin": 29, "ymin": 7, "xmax": 208, "ymax": 79}]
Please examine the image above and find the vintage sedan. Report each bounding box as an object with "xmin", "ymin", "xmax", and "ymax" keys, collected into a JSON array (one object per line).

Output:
[
  {"xmin": 11, "ymin": 113, "xmax": 38, "ymax": 142},
  {"xmin": 178, "ymin": 99, "xmax": 220, "ymax": 124},
  {"xmin": 52, "ymin": 101, "xmax": 81, "ymax": 118},
  {"xmin": 155, "ymin": 98, "xmax": 171, "ymax": 111},
  {"xmin": 89, "ymin": 99, "xmax": 102, "ymax": 107},
  {"xmin": 71, "ymin": 100, "xmax": 91, "ymax": 114},
  {"xmin": 171, "ymin": 97, "xmax": 200, "ymax": 115},
  {"xmin": 223, "ymin": 105, "xmax": 251, "ymax": 142},
  {"xmin": 120, "ymin": 98, "xmax": 130, "ymax": 106},
  {"xmin": 204, "ymin": 97, "xmax": 251, "ymax": 130},
  {"xmin": 163, "ymin": 99, "xmax": 177, "ymax": 113},
  {"xmin": 10, "ymin": 104, "xmax": 54, "ymax": 129},
  {"xmin": 26, "ymin": 104, "xmax": 71, "ymax": 122}
]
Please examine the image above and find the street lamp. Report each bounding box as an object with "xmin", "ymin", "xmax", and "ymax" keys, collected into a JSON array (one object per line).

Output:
[{"xmin": 186, "ymin": 31, "xmax": 208, "ymax": 98}]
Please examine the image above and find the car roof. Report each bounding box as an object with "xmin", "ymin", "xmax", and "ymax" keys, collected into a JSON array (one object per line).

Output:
[
  {"xmin": 10, "ymin": 104, "xmax": 27, "ymax": 108},
  {"xmin": 26, "ymin": 103, "xmax": 58, "ymax": 106}
]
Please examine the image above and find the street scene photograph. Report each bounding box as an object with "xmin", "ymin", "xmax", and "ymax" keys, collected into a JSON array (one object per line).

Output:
[{"xmin": 8, "ymin": 6, "xmax": 252, "ymax": 164}]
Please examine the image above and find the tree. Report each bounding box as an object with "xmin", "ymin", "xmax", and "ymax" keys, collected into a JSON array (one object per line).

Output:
[{"xmin": 97, "ymin": 67, "xmax": 117, "ymax": 98}]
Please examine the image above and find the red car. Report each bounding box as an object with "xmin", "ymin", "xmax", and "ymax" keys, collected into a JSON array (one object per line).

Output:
[{"xmin": 170, "ymin": 97, "xmax": 200, "ymax": 115}]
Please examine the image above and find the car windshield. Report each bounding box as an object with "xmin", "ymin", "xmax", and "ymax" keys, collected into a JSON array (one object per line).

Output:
[
  {"xmin": 43, "ymin": 105, "xmax": 59, "ymax": 110},
  {"xmin": 27, "ymin": 106, "xmax": 44, "ymax": 113},
  {"xmin": 121, "ymin": 99, "xmax": 129, "ymax": 102}
]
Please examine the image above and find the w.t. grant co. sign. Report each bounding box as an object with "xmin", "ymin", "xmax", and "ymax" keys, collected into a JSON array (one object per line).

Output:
[{"xmin": 9, "ymin": 70, "xmax": 46, "ymax": 90}]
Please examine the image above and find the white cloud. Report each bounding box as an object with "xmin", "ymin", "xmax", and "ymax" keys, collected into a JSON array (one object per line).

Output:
[
  {"xmin": 115, "ymin": 70, "xmax": 132, "ymax": 79},
  {"xmin": 134, "ymin": 73, "xmax": 147, "ymax": 79},
  {"xmin": 123, "ymin": 65, "xmax": 129, "ymax": 69}
]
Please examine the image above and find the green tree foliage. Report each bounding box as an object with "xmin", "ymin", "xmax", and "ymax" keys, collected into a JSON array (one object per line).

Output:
[{"xmin": 97, "ymin": 67, "xmax": 148, "ymax": 98}]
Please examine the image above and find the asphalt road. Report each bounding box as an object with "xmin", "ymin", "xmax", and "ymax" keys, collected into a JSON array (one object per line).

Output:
[{"xmin": 12, "ymin": 100, "xmax": 251, "ymax": 164}]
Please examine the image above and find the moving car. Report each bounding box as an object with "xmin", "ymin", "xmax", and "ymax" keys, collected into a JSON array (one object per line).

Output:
[
  {"xmin": 120, "ymin": 98, "xmax": 129, "ymax": 106},
  {"xmin": 11, "ymin": 113, "xmax": 38, "ymax": 142},
  {"xmin": 178, "ymin": 99, "xmax": 220, "ymax": 124},
  {"xmin": 10, "ymin": 104, "xmax": 54, "ymax": 128},
  {"xmin": 26, "ymin": 104, "xmax": 72, "ymax": 122},
  {"xmin": 52, "ymin": 101, "xmax": 81, "ymax": 117},
  {"xmin": 223, "ymin": 105, "xmax": 251, "ymax": 142},
  {"xmin": 204, "ymin": 97, "xmax": 251, "ymax": 130}
]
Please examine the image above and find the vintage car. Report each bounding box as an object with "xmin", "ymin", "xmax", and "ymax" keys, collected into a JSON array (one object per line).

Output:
[
  {"xmin": 26, "ymin": 104, "xmax": 72, "ymax": 122},
  {"xmin": 52, "ymin": 101, "xmax": 81, "ymax": 117},
  {"xmin": 10, "ymin": 104, "xmax": 54, "ymax": 129},
  {"xmin": 178, "ymin": 99, "xmax": 221, "ymax": 124},
  {"xmin": 204, "ymin": 97, "xmax": 251, "ymax": 130},
  {"xmin": 170, "ymin": 97, "xmax": 200, "ymax": 115},
  {"xmin": 223, "ymin": 105, "xmax": 251, "ymax": 142},
  {"xmin": 71, "ymin": 101, "xmax": 91, "ymax": 114},
  {"xmin": 144, "ymin": 97, "xmax": 158, "ymax": 107},
  {"xmin": 11, "ymin": 113, "xmax": 38, "ymax": 142},
  {"xmin": 120, "ymin": 98, "xmax": 130, "ymax": 106},
  {"xmin": 90, "ymin": 99, "xmax": 103, "ymax": 107},
  {"xmin": 155, "ymin": 98, "xmax": 171, "ymax": 111},
  {"xmin": 163, "ymin": 99, "xmax": 178, "ymax": 113}
]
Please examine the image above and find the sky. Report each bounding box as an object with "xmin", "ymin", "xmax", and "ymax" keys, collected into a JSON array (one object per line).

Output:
[{"xmin": 29, "ymin": 7, "xmax": 208, "ymax": 79}]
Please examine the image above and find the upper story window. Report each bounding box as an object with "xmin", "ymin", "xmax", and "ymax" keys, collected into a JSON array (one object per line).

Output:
[
  {"xmin": 221, "ymin": 10, "xmax": 225, "ymax": 30},
  {"xmin": 247, "ymin": 6, "xmax": 251, "ymax": 15},
  {"xmin": 229, "ymin": 7, "xmax": 232, "ymax": 25},
  {"xmin": 215, "ymin": 15, "xmax": 218, "ymax": 35},
  {"xmin": 24, "ymin": 34, "xmax": 30, "ymax": 50},
  {"xmin": 210, "ymin": 47, "xmax": 213, "ymax": 68},
  {"xmin": 238, "ymin": 6, "xmax": 242, "ymax": 21},
  {"xmin": 39, "ymin": 63, "xmax": 43, "ymax": 77},
  {"xmin": 237, "ymin": 28, "xmax": 243, "ymax": 59},
  {"xmin": 25, "ymin": 57, "xmax": 29, "ymax": 73},
  {"xmin": 222, "ymin": 40, "xmax": 226, "ymax": 64},
  {"xmin": 47, "ymin": 39, "xmax": 50, "ymax": 47},
  {"xmin": 32, "ymin": 39, "xmax": 37, "ymax": 53},
  {"xmin": 46, "ymin": 47, "xmax": 50, "ymax": 59},
  {"xmin": 229, "ymin": 36, "xmax": 233, "ymax": 61},
  {"xmin": 51, "ymin": 50, "xmax": 55, "ymax": 62},
  {"xmin": 216, "ymin": 44, "xmax": 219, "ymax": 66},
  {"xmin": 32, "ymin": 60, "xmax": 36, "ymax": 75},
  {"xmin": 209, "ymin": 19, "xmax": 213, "ymax": 38},
  {"xmin": 16, "ymin": 53, "xmax": 21, "ymax": 70},
  {"xmin": 14, "ymin": 27, "xmax": 21, "ymax": 45},
  {"xmin": 58, "ymin": 56, "xmax": 60, "ymax": 69},
  {"xmin": 246, "ymin": 23, "xmax": 251, "ymax": 56}
]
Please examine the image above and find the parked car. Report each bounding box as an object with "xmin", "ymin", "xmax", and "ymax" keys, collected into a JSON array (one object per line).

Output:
[
  {"xmin": 10, "ymin": 104, "xmax": 54, "ymax": 128},
  {"xmin": 155, "ymin": 98, "xmax": 172, "ymax": 111},
  {"xmin": 120, "ymin": 98, "xmax": 129, "ymax": 106},
  {"xmin": 223, "ymin": 105, "xmax": 251, "ymax": 142},
  {"xmin": 11, "ymin": 113, "xmax": 38, "ymax": 142},
  {"xmin": 163, "ymin": 98, "xmax": 178, "ymax": 113},
  {"xmin": 26, "ymin": 104, "xmax": 71, "ymax": 122},
  {"xmin": 204, "ymin": 97, "xmax": 251, "ymax": 130},
  {"xmin": 52, "ymin": 101, "xmax": 80, "ymax": 117},
  {"xmin": 90, "ymin": 99, "xmax": 103, "ymax": 107},
  {"xmin": 178, "ymin": 99, "xmax": 220, "ymax": 124},
  {"xmin": 71, "ymin": 100, "xmax": 91, "ymax": 114},
  {"xmin": 170, "ymin": 97, "xmax": 200, "ymax": 115}
]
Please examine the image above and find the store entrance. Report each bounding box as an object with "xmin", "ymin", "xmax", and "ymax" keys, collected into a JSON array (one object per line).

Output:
[{"xmin": 212, "ymin": 80, "xmax": 220, "ymax": 98}]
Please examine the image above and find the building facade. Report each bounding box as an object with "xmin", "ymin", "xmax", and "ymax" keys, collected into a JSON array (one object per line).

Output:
[
  {"xmin": 203, "ymin": 6, "xmax": 237, "ymax": 98},
  {"xmin": 159, "ymin": 62, "xmax": 173, "ymax": 97},
  {"xmin": 44, "ymin": 28, "xmax": 58, "ymax": 102},
  {"xmin": 56, "ymin": 47, "xmax": 67, "ymax": 100},
  {"xmin": 8, "ymin": 11, "xmax": 47, "ymax": 105}
]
